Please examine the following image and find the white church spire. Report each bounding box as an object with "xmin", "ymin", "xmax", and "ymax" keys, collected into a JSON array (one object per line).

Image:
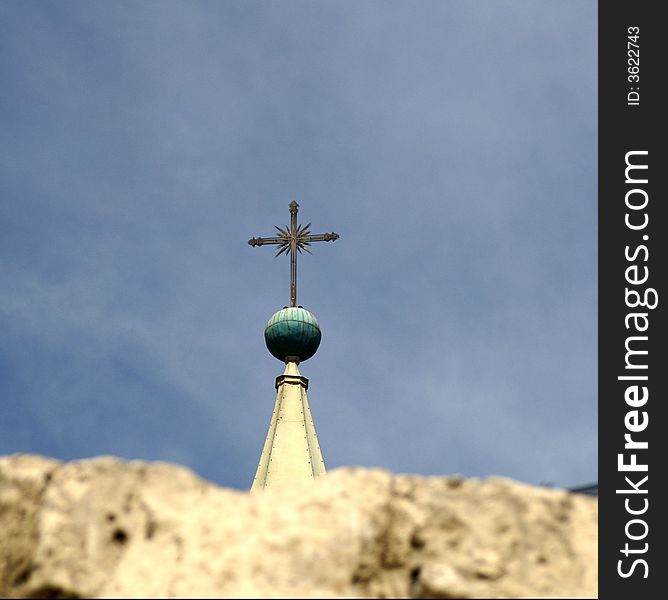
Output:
[
  {"xmin": 247, "ymin": 202, "xmax": 339, "ymax": 490},
  {"xmin": 251, "ymin": 359, "xmax": 325, "ymax": 490}
]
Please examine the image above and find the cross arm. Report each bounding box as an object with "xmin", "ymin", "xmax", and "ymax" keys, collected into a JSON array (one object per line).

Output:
[
  {"xmin": 303, "ymin": 232, "xmax": 340, "ymax": 243},
  {"xmin": 248, "ymin": 236, "xmax": 283, "ymax": 247}
]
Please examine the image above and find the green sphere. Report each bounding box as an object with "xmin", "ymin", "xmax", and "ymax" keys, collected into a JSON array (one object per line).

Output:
[{"xmin": 264, "ymin": 307, "xmax": 322, "ymax": 362}]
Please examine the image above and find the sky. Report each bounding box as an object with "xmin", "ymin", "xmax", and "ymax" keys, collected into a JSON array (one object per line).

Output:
[{"xmin": 0, "ymin": 1, "xmax": 597, "ymax": 491}]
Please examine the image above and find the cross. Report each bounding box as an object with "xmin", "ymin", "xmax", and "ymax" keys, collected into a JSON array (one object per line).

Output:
[{"xmin": 248, "ymin": 200, "xmax": 339, "ymax": 307}]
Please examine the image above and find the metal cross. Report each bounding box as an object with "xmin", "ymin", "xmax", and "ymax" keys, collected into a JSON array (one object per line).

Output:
[{"xmin": 248, "ymin": 201, "xmax": 339, "ymax": 307}]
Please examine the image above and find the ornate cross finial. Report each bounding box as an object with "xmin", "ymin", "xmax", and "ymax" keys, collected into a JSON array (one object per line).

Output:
[{"xmin": 248, "ymin": 201, "xmax": 339, "ymax": 307}]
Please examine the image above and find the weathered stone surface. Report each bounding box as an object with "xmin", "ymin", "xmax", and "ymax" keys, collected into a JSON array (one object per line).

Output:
[{"xmin": 0, "ymin": 454, "xmax": 597, "ymax": 598}]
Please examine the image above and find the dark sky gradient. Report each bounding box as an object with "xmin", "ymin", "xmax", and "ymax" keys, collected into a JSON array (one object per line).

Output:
[{"xmin": 1, "ymin": 1, "xmax": 597, "ymax": 490}]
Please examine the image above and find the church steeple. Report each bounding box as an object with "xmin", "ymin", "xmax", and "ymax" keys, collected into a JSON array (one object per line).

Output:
[
  {"xmin": 251, "ymin": 353, "xmax": 325, "ymax": 490},
  {"xmin": 248, "ymin": 202, "xmax": 339, "ymax": 491}
]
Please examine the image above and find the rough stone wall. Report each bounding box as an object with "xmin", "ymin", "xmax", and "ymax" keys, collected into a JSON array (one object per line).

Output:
[{"xmin": 0, "ymin": 454, "xmax": 597, "ymax": 598}]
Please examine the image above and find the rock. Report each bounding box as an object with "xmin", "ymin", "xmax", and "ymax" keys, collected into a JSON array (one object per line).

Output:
[{"xmin": 0, "ymin": 454, "xmax": 597, "ymax": 598}]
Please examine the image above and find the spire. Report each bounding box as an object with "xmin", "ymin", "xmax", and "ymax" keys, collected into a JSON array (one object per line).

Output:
[
  {"xmin": 248, "ymin": 202, "xmax": 338, "ymax": 491},
  {"xmin": 251, "ymin": 361, "xmax": 325, "ymax": 490}
]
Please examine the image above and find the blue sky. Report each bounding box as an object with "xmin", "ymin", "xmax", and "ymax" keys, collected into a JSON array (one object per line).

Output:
[{"xmin": 0, "ymin": 1, "xmax": 597, "ymax": 490}]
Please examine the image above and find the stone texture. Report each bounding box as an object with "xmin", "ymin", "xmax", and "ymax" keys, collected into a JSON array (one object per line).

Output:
[{"xmin": 0, "ymin": 454, "xmax": 597, "ymax": 598}]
